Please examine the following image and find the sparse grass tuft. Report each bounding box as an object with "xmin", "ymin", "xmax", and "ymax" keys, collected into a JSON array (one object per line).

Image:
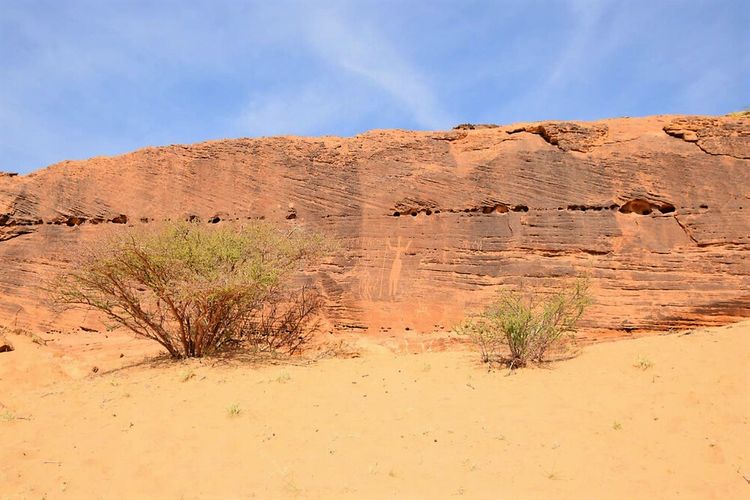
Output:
[
  {"xmin": 179, "ymin": 369, "xmax": 195, "ymax": 382},
  {"xmin": 227, "ymin": 404, "xmax": 242, "ymax": 417},
  {"xmin": 633, "ymin": 355, "xmax": 653, "ymax": 370},
  {"xmin": 1, "ymin": 410, "xmax": 17, "ymax": 421},
  {"xmin": 612, "ymin": 421, "xmax": 622, "ymax": 431}
]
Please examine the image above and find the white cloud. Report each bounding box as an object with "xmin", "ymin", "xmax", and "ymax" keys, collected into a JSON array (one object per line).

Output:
[
  {"xmin": 305, "ymin": 8, "xmax": 453, "ymax": 130},
  {"xmin": 544, "ymin": 0, "xmax": 610, "ymax": 89},
  {"xmin": 233, "ymin": 3, "xmax": 454, "ymax": 136}
]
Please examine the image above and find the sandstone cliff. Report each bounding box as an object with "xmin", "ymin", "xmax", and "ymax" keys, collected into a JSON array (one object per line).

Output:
[{"xmin": 1, "ymin": 114, "xmax": 748, "ymax": 340}]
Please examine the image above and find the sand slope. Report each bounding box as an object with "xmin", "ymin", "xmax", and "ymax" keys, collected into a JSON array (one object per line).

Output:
[{"xmin": 1, "ymin": 322, "xmax": 749, "ymax": 499}]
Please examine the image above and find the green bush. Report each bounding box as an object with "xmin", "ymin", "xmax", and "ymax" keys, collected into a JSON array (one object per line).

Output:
[
  {"xmin": 51, "ymin": 221, "xmax": 329, "ymax": 358},
  {"xmin": 455, "ymin": 279, "xmax": 591, "ymax": 368}
]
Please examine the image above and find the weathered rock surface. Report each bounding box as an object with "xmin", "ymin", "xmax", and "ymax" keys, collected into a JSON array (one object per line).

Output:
[
  {"xmin": 1, "ymin": 114, "xmax": 748, "ymax": 340},
  {"xmin": 0, "ymin": 338, "xmax": 13, "ymax": 353}
]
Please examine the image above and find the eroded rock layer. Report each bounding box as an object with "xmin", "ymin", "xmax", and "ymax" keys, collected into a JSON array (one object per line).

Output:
[{"xmin": 1, "ymin": 114, "xmax": 748, "ymax": 339}]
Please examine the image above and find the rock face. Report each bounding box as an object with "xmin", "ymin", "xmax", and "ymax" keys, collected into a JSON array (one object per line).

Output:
[{"xmin": 1, "ymin": 114, "xmax": 748, "ymax": 340}]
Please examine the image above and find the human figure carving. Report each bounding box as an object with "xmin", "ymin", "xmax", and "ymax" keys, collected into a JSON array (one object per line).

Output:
[{"xmin": 387, "ymin": 237, "xmax": 411, "ymax": 298}]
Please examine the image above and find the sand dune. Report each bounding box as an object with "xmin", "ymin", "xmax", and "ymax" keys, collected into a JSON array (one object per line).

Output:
[{"xmin": 1, "ymin": 322, "xmax": 748, "ymax": 499}]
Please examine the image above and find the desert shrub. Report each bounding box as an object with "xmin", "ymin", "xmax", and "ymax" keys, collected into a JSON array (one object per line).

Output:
[
  {"xmin": 50, "ymin": 221, "xmax": 329, "ymax": 358},
  {"xmin": 454, "ymin": 279, "xmax": 591, "ymax": 368}
]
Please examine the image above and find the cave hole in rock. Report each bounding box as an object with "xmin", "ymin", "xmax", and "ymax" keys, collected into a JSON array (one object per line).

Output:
[
  {"xmin": 481, "ymin": 204, "xmax": 509, "ymax": 214},
  {"xmin": 567, "ymin": 204, "xmax": 609, "ymax": 212},
  {"xmin": 65, "ymin": 217, "xmax": 86, "ymax": 226},
  {"xmin": 512, "ymin": 205, "xmax": 529, "ymax": 212},
  {"xmin": 110, "ymin": 214, "xmax": 128, "ymax": 224},
  {"xmin": 208, "ymin": 216, "xmax": 221, "ymax": 224},
  {"xmin": 618, "ymin": 199, "xmax": 674, "ymax": 216},
  {"xmin": 658, "ymin": 204, "xmax": 675, "ymax": 214},
  {"xmin": 393, "ymin": 211, "xmax": 400, "ymax": 217}
]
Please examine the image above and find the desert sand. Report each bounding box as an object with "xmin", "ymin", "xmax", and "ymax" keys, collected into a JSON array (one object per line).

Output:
[{"xmin": 2, "ymin": 322, "xmax": 748, "ymax": 499}]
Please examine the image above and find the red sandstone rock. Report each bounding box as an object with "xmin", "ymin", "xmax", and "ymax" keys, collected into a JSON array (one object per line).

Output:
[{"xmin": 0, "ymin": 114, "xmax": 748, "ymax": 339}]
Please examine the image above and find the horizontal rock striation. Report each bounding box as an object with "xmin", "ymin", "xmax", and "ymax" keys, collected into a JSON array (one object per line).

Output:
[{"xmin": 1, "ymin": 114, "xmax": 748, "ymax": 339}]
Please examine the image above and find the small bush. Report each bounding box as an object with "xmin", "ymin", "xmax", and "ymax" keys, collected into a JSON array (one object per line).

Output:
[
  {"xmin": 455, "ymin": 279, "xmax": 591, "ymax": 368},
  {"xmin": 50, "ymin": 221, "xmax": 330, "ymax": 359},
  {"xmin": 633, "ymin": 355, "xmax": 653, "ymax": 370}
]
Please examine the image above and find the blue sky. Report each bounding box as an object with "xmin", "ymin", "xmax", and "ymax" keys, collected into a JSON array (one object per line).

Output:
[{"xmin": 2, "ymin": 0, "xmax": 748, "ymax": 173}]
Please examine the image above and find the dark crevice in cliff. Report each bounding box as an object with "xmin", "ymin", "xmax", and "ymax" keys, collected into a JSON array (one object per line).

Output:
[
  {"xmin": 392, "ymin": 203, "xmax": 524, "ymax": 217},
  {"xmin": 41, "ymin": 214, "xmax": 129, "ymax": 226},
  {"xmin": 673, "ymin": 215, "xmax": 699, "ymax": 245},
  {"xmin": 391, "ymin": 199, "xmax": 682, "ymax": 218},
  {"xmin": 0, "ymin": 213, "xmax": 132, "ymax": 243},
  {"xmin": 618, "ymin": 199, "xmax": 675, "ymax": 216},
  {"xmin": 692, "ymin": 142, "xmax": 747, "ymax": 160},
  {"xmin": 0, "ymin": 212, "xmax": 277, "ymax": 232},
  {"xmin": 566, "ymin": 204, "xmax": 620, "ymax": 212},
  {"xmin": 516, "ymin": 247, "xmax": 612, "ymax": 257}
]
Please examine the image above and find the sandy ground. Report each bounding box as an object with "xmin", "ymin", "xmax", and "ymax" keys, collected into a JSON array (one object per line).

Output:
[{"xmin": 1, "ymin": 323, "xmax": 749, "ymax": 499}]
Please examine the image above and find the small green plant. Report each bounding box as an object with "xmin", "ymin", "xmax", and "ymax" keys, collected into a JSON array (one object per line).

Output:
[
  {"xmin": 612, "ymin": 421, "xmax": 622, "ymax": 431},
  {"xmin": 454, "ymin": 278, "xmax": 591, "ymax": 368},
  {"xmin": 227, "ymin": 404, "xmax": 241, "ymax": 417},
  {"xmin": 179, "ymin": 369, "xmax": 195, "ymax": 382},
  {"xmin": 633, "ymin": 355, "xmax": 653, "ymax": 370},
  {"xmin": 1, "ymin": 410, "xmax": 17, "ymax": 421},
  {"xmin": 274, "ymin": 371, "xmax": 291, "ymax": 384}
]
